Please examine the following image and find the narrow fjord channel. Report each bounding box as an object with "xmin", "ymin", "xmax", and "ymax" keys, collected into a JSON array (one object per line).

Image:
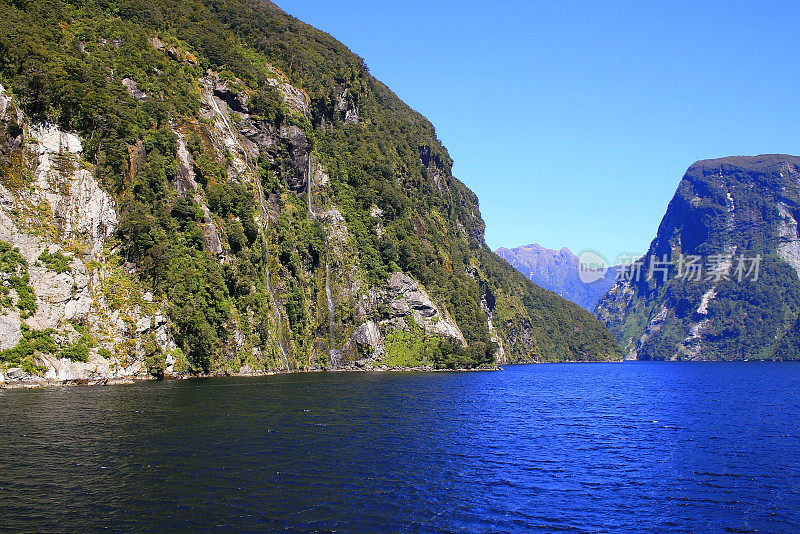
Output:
[{"xmin": 2, "ymin": 363, "xmax": 799, "ymax": 533}]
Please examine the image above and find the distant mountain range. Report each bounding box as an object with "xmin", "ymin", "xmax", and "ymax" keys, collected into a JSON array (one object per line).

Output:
[{"xmin": 495, "ymin": 244, "xmax": 620, "ymax": 311}]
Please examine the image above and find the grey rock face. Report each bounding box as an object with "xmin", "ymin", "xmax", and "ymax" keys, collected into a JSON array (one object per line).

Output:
[
  {"xmin": 213, "ymin": 88, "xmax": 247, "ymax": 113},
  {"xmin": 266, "ymin": 78, "xmax": 311, "ymax": 118},
  {"xmin": 777, "ymin": 202, "xmax": 800, "ymax": 277},
  {"xmin": 0, "ymin": 311, "xmax": 22, "ymax": 350},
  {"xmin": 239, "ymin": 118, "xmax": 279, "ymax": 153},
  {"xmin": 389, "ymin": 299, "xmax": 411, "ymax": 318},
  {"xmin": 30, "ymin": 123, "xmax": 118, "ymax": 258},
  {"xmin": 28, "ymin": 261, "xmax": 92, "ymax": 330},
  {"xmin": 6, "ymin": 367, "xmax": 24, "ymax": 379},
  {"xmin": 283, "ymin": 125, "xmax": 310, "ymax": 192},
  {"xmin": 341, "ymin": 271, "xmax": 468, "ymax": 368},
  {"xmin": 0, "ymin": 85, "xmax": 176, "ymax": 385},
  {"xmin": 199, "ymin": 73, "xmax": 313, "ymax": 194},
  {"xmin": 351, "ymin": 320, "xmax": 381, "ymax": 350},
  {"xmin": 174, "ymin": 131, "xmax": 199, "ymax": 198},
  {"xmin": 202, "ymin": 222, "xmax": 223, "ymax": 255},
  {"xmin": 385, "ymin": 272, "xmax": 465, "ymax": 342},
  {"xmin": 121, "ymin": 78, "xmax": 147, "ymax": 100},
  {"xmin": 335, "ymin": 85, "xmax": 359, "ymax": 124}
]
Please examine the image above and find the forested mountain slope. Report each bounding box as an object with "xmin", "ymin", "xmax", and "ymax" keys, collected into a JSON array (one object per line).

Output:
[
  {"xmin": 0, "ymin": 0, "xmax": 620, "ymax": 383},
  {"xmin": 597, "ymin": 155, "xmax": 800, "ymax": 360}
]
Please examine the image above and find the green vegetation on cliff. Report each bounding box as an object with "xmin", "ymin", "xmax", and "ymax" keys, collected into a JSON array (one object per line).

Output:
[
  {"xmin": 597, "ymin": 155, "xmax": 800, "ymax": 360},
  {"xmin": 0, "ymin": 241, "xmax": 36, "ymax": 318},
  {"xmin": 0, "ymin": 0, "xmax": 620, "ymax": 369}
]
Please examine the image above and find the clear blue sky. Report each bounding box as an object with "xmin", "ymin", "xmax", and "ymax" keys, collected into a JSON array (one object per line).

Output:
[{"xmin": 275, "ymin": 0, "xmax": 800, "ymax": 263}]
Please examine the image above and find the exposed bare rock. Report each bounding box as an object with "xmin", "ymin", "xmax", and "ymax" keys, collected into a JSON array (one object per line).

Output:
[
  {"xmin": 54, "ymin": 170, "xmax": 117, "ymax": 256},
  {"xmin": 200, "ymin": 72, "xmax": 314, "ymax": 194},
  {"xmin": 30, "ymin": 123, "xmax": 117, "ymax": 257},
  {"xmin": 99, "ymin": 38, "xmax": 124, "ymax": 50},
  {"xmin": 150, "ymin": 36, "xmax": 198, "ymax": 65},
  {"xmin": 213, "ymin": 88, "xmax": 247, "ymax": 113},
  {"xmin": 778, "ymin": 202, "xmax": 800, "ymax": 277},
  {"xmin": 0, "ymin": 86, "xmax": 176, "ymax": 386},
  {"xmin": 267, "ymin": 78, "xmax": 310, "ymax": 118},
  {"xmin": 385, "ymin": 272, "xmax": 465, "ymax": 343},
  {"xmin": 335, "ymin": 85, "xmax": 359, "ymax": 124},
  {"xmin": 40, "ymin": 352, "xmax": 114, "ymax": 382},
  {"xmin": 148, "ymin": 36, "xmax": 165, "ymax": 50},
  {"xmin": 318, "ymin": 207, "xmax": 349, "ymax": 247},
  {"xmin": 389, "ymin": 299, "xmax": 411, "ymax": 318},
  {"xmin": 0, "ymin": 310, "xmax": 22, "ymax": 350},
  {"xmin": 312, "ymin": 161, "xmax": 330, "ymax": 186},
  {"xmin": 198, "ymin": 74, "xmax": 252, "ymax": 178},
  {"xmin": 30, "ymin": 123, "xmax": 82, "ymax": 154},
  {"xmin": 174, "ymin": 130, "xmax": 199, "ymax": 198},
  {"xmin": 239, "ymin": 116, "xmax": 311, "ymax": 192},
  {"xmin": 121, "ymin": 78, "xmax": 147, "ymax": 100},
  {"xmin": 486, "ymin": 316, "xmax": 507, "ymax": 364},
  {"xmin": 0, "ymin": 83, "xmax": 16, "ymax": 123},
  {"xmin": 202, "ymin": 222, "xmax": 223, "ymax": 255},
  {"xmin": 283, "ymin": 125, "xmax": 310, "ymax": 191},
  {"xmin": 351, "ymin": 320, "xmax": 382, "ymax": 350},
  {"xmin": 239, "ymin": 118, "xmax": 279, "ymax": 154},
  {"xmin": 28, "ymin": 260, "xmax": 92, "ymax": 330}
]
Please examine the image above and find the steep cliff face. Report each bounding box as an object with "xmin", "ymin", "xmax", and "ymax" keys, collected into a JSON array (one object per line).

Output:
[
  {"xmin": 496, "ymin": 244, "xmax": 620, "ymax": 311},
  {"xmin": 596, "ymin": 155, "xmax": 800, "ymax": 360},
  {"xmin": 0, "ymin": 84, "xmax": 177, "ymax": 385},
  {"xmin": 0, "ymin": 0, "xmax": 620, "ymax": 384}
]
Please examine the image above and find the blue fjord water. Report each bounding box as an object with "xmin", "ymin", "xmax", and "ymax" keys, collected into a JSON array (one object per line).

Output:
[{"xmin": 1, "ymin": 362, "xmax": 800, "ymax": 533}]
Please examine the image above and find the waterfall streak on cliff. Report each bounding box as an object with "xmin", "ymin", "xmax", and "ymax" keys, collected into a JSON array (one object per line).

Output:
[
  {"xmin": 307, "ymin": 154, "xmax": 314, "ymax": 217},
  {"xmin": 208, "ymin": 89, "xmax": 290, "ymax": 371},
  {"xmin": 325, "ymin": 254, "xmax": 335, "ymax": 357}
]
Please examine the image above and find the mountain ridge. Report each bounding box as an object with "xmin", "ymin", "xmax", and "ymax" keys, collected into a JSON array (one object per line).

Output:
[
  {"xmin": 0, "ymin": 0, "xmax": 621, "ymax": 385},
  {"xmin": 596, "ymin": 154, "xmax": 800, "ymax": 360},
  {"xmin": 495, "ymin": 243, "xmax": 620, "ymax": 311}
]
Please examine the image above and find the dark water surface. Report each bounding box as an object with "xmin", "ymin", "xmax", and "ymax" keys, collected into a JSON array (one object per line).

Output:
[{"xmin": 2, "ymin": 363, "xmax": 800, "ymax": 533}]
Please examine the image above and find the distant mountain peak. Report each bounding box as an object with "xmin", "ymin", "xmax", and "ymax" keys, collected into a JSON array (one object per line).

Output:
[{"xmin": 495, "ymin": 243, "xmax": 619, "ymax": 311}]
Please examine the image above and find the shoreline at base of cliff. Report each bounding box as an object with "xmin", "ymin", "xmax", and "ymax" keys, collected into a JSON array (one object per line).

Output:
[{"xmin": 0, "ymin": 364, "xmax": 502, "ymax": 389}]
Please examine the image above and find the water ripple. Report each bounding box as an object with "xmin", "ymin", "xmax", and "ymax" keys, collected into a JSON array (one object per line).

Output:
[{"xmin": 1, "ymin": 362, "xmax": 800, "ymax": 532}]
